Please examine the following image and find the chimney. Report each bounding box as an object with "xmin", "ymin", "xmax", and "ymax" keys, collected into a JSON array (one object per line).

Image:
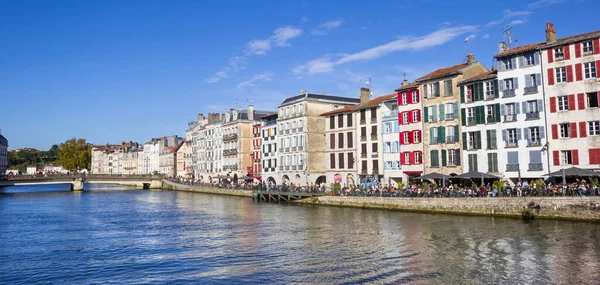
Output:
[
  {"xmin": 197, "ymin": 113, "xmax": 205, "ymax": 122},
  {"xmin": 401, "ymin": 79, "xmax": 409, "ymax": 87},
  {"xmin": 247, "ymin": 105, "xmax": 254, "ymax": 121},
  {"xmin": 360, "ymin": 87, "xmax": 371, "ymax": 104},
  {"xmin": 467, "ymin": 53, "xmax": 475, "ymax": 64},
  {"xmin": 221, "ymin": 113, "xmax": 225, "ymax": 121},
  {"xmin": 545, "ymin": 22, "xmax": 556, "ymax": 43},
  {"xmin": 498, "ymin": 42, "xmax": 509, "ymax": 53}
]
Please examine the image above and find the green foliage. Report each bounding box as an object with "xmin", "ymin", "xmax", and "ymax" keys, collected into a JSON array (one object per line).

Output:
[
  {"xmin": 8, "ymin": 146, "xmax": 58, "ymax": 171},
  {"xmin": 493, "ymin": 180, "xmax": 504, "ymax": 191},
  {"xmin": 330, "ymin": 182, "xmax": 341, "ymax": 191},
  {"xmin": 57, "ymin": 138, "xmax": 92, "ymax": 171},
  {"xmin": 590, "ymin": 177, "xmax": 600, "ymax": 187},
  {"xmin": 152, "ymin": 170, "xmax": 159, "ymax": 176},
  {"xmin": 397, "ymin": 182, "xmax": 405, "ymax": 190}
]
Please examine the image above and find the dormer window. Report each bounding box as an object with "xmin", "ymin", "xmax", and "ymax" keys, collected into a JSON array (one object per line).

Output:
[
  {"xmin": 554, "ymin": 47, "xmax": 564, "ymax": 60},
  {"xmin": 582, "ymin": 41, "xmax": 593, "ymax": 54}
]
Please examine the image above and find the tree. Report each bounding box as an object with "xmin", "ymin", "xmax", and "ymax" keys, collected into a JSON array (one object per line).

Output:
[{"xmin": 57, "ymin": 138, "xmax": 91, "ymax": 171}]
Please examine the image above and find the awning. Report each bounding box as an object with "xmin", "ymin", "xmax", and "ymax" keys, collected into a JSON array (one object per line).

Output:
[{"xmin": 403, "ymin": 171, "xmax": 423, "ymax": 175}]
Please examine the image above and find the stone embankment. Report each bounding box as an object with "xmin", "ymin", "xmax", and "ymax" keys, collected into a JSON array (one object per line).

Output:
[
  {"xmin": 292, "ymin": 196, "xmax": 600, "ymax": 222},
  {"xmin": 162, "ymin": 180, "xmax": 252, "ymax": 198}
]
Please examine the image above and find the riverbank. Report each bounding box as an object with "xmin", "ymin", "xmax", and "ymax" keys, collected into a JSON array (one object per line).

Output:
[
  {"xmin": 162, "ymin": 180, "xmax": 252, "ymax": 198},
  {"xmin": 162, "ymin": 181, "xmax": 600, "ymax": 222},
  {"xmin": 293, "ymin": 196, "xmax": 600, "ymax": 222}
]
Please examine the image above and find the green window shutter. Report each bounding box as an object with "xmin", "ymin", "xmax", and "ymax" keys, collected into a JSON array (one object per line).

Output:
[
  {"xmin": 430, "ymin": 150, "xmax": 435, "ymax": 167},
  {"xmin": 495, "ymin": 103, "xmax": 500, "ymax": 122},
  {"xmin": 455, "ymin": 149, "xmax": 461, "ymax": 166},
  {"xmin": 432, "ymin": 105, "xmax": 437, "ymax": 122},
  {"xmin": 460, "ymin": 85, "xmax": 465, "ymax": 103},
  {"xmin": 491, "ymin": 131, "xmax": 497, "ymax": 149},
  {"xmin": 453, "ymin": 102, "xmax": 458, "ymax": 116},
  {"xmin": 494, "ymin": 79, "xmax": 499, "ymax": 98},
  {"xmin": 486, "ymin": 130, "xmax": 491, "ymax": 149},
  {"xmin": 462, "ymin": 132, "xmax": 467, "ymax": 150},
  {"xmin": 439, "ymin": 103, "xmax": 445, "ymax": 120},
  {"xmin": 430, "ymin": 128, "xmax": 435, "ymax": 144},
  {"xmin": 454, "ymin": 125, "xmax": 459, "ymax": 141},
  {"xmin": 424, "ymin": 107, "xmax": 429, "ymax": 123},
  {"xmin": 442, "ymin": 149, "xmax": 447, "ymax": 166},
  {"xmin": 478, "ymin": 106, "xmax": 486, "ymax": 124},
  {"xmin": 440, "ymin": 126, "xmax": 446, "ymax": 143},
  {"xmin": 461, "ymin": 108, "xmax": 466, "ymax": 126},
  {"xmin": 476, "ymin": 131, "xmax": 482, "ymax": 149},
  {"xmin": 477, "ymin": 82, "xmax": 484, "ymax": 101}
]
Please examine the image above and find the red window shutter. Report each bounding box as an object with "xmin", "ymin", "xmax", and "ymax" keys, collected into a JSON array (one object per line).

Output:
[
  {"xmin": 417, "ymin": 109, "xmax": 421, "ymax": 122},
  {"xmin": 418, "ymin": 130, "xmax": 422, "ymax": 142},
  {"xmin": 575, "ymin": 42, "xmax": 582, "ymax": 58},
  {"xmin": 577, "ymin": 93, "xmax": 586, "ymax": 110},
  {"xmin": 566, "ymin": 65, "xmax": 573, "ymax": 82},
  {"xmin": 398, "ymin": 113, "xmax": 402, "ymax": 124},
  {"xmin": 553, "ymin": 151, "xmax": 560, "ymax": 166},
  {"xmin": 572, "ymin": 149, "xmax": 579, "ymax": 165},
  {"xmin": 409, "ymin": 111, "xmax": 414, "ymax": 123},
  {"xmin": 551, "ymin": 124, "xmax": 558, "ymax": 139},
  {"xmin": 409, "ymin": 131, "xmax": 414, "ymax": 144},
  {"xmin": 568, "ymin": 94, "xmax": 576, "ymax": 111},
  {"xmin": 400, "ymin": 152, "xmax": 405, "ymax": 165},
  {"xmin": 418, "ymin": 151, "xmax": 423, "ymax": 164},
  {"xmin": 594, "ymin": 39, "xmax": 600, "ymax": 55},
  {"xmin": 597, "ymin": 60, "xmax": 600, "ymax": 75},
  {"xmin": 410, "ymin": 152, "xmax": 415, "ymax": 165},
  {"xmin": 550, "ymin": 97, "xmax": 557, "ymax": 113},
  {"xmin": 575, "ymin": 63, "xmax": 583, "ymax": 81},
  {"xmin": 590, "ymin": 149, "xmax": 600, "ymax": 165},
  {"xmin": 579, "ymin": 122, "xmax": 587, "ymax": 137},
  {"xmin": 547, "ymin": 68, "xmax": 555, "ymax": 85},
  {"xmin": 400, "ymin": 132, "xmax": 405, "ymax": 145},
  {"xmin": 570, "ymin": 122, "xmax": 577, "ymax": 138},
  {"xmin": 407, "ymin": 93, "xmax": 413, "ymax": 104},
  {"xmin": 564, "ymin": 44, "xmax": 571, "ymax": 60},
  {"xmin": 547, "ymin": 50, "xmax": 554, "ymax": 63}
]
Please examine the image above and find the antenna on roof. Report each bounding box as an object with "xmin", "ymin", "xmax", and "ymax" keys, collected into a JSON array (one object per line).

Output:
[
  {"xmin": 464, "ymin": 36, "xmax": 472, "ymax": 55},
  {"xmin": 403, "ymin": 72, "xmax": 407, "ymax": 80},
  {"xmin": 503, "ymin": 25, "xmax": 515, "ymax": 48}
]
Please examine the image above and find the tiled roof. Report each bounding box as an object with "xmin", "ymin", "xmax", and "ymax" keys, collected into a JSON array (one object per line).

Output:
[
  {"xmin": 541, "ymin": 29, "xmax": 600, "ymax": 49},
  {"xmin": 319, "ymin": 93, "xmax": 396, "ymax": 116},
  {"xmin": 494, "ymin": 42, "xmax": 544, "ymax": 59},
  {"xmin": 416, "ymin": 63, "xmax": 469, "ymax": 82},
  {"xmin": 394, "ymin": 82, "xmax": 419, "ymax": 92},
  {"xmin": 458, "ymin": 70, "xmax": 498, "ymax": 85}
]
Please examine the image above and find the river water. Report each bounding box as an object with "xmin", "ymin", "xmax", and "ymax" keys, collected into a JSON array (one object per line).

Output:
[{"xmin": 1, "ymin": 184, "xmax": 599, "ymax": 285}]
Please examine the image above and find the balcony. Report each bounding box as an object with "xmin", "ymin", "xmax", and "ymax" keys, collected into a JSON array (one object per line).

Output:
[
  {"xmin": 285, "ymin": 166, "xmax": 290, "ymax": 170},
  {"xmin": 372, "ymin": 168, "xmax": 379, "ymax": 174},
  {"xmin": 285, "ymin": 147, "xmax": 290, "ymax": 152},
  {"xmin": 223, "ymin": 134, "xmax": 238, "ymax": 141},
  {"xmin": 360, "ymin": 169, "xmax": 368, "ymax": 175},
  {"xmin": 432, "ymin": 136, "xmax": 439, "ymax": 144},
  {"xmin": 485, "ymin": 93, "xmax": 495, "ymax": 100},
  {"xmin": 296, "ymin": 127, "xmax": 304, "ymax": 132},
  {"xmin": 527, "ymin": 139, "xmax": 541, "ymax": 147},
  {"xmin": 467, "ymin": 117, "xmax": 476, "ymax": 126},
  {"xmin": 291, "ymin": 146, "xmax": 297, "ymax": 151},
  {"xmin": 279, "ymin": 148, "xmax": 284, "ymax": 152},
  {"xmin": 505, "ymin": 140, "xmax": 518, "ymax": 148},
  {"xmin": 467, "ymin": 143, "xmax": 476, "ymax": 151},
  {"xmin": 360, "ymin": 119, "xmax": 366, "ymax": 125},
  {"xmin": 448, "ymin": 161, "xmax": 457, "ymax": 166},
  {"xmin": 292, "ymin": 166, "xmax": 297, "ymax": 170},
  {"xmin": 361, "ymin": 153, "xmax": 367, "ymax": 158},
  {"xmin": 361, "ymin": 136, "xmax": 367, "ymax": 142},
  {"xmin": 370, "ymin": 118, "xmax": 377, "ymax": 123},
  {"xmin": 487, "ymin": 116, "xmax": 498, "ymax": 123},
  {"xmin": 285, "ymin": 130, "xmax": 290, "ymax": 134},
  {"xmin": 502, "ymin": 89, "xmax": 516, "ymax": 97},
  {"xmin": 223, "ymin": 165, "xmax": 238, "ymax": 171},
  {"xmin": 298, "ymin": 146, "xmax": 304, "ymax": 151},
  {"xmin": 506, "ymin": 164, "xmax": 520, "ymax": 171},
  {"xmin": 504, "ymin": 114, "xmax": 516, "ymax": 122},
  {"xmin": 524, "ymin": 86, "xmax": 539, "ymax": 95},
  {"xmin": 370, "ymin": 134, "xmax": 378, "ymax": 140},
  {"xmin": 446, "ymin": 113, "xmax": 455, "ymax": 120},
  {"xmin": 528, "ymin": 163, "xmax": 543, "ymax": 170},
  {"xmin": 372, "ymin": 153, "xmax": 379, "ymax": 158},
  {"xmin": 446, "ymin": 136, "xmax": 456, "ymax": 143},
  {"xmin": 525, "ymin": 111, "xmax": 540, "ymax": 120},
  {"xmin": 279, "ymin": 166, "xmax": 284, "ymax": 171},
  {"xmin": 223, "ymin": 149, "xmax": 238, "ymax": 156}
]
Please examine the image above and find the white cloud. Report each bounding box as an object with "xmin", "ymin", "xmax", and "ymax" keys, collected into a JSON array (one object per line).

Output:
[
  {"xmin": 301, "ymin": 16, "xmax": 309, "ymax": 23},
  {"xmin": 312, "ymin": 19, "xmax": 343, "ymax": 36},
  {"xmin": 228, "ymin": 56, "xmax": 247, "ymax": 72},
  {"xmin": 528, "ymin": 0, "xmax": 563, "ymax": 9},
  {"xmin": 294, "ymin": 25, "xmax": 476, "ymax": 74},
  {"xmin": 245, "ymin": 26, "xmax": 303, "ymax": 55},
  {"xmin": 465, "ymin": 34, "xmax": 477, "ymax": 42},
  {"xmin": 237, "ymin": 73, "xmax": 273, "ymax": 89},
  {"xmin": 205, "ymin": 56, "xmax": 248, "ymax": 83},
  {"xmin": 503, "ymin": 9, "xmax": 532, "ymax": 17},
  {"xmin": 205, "ymin": 77, "xmax": 220, "ymax": 83},
  {"xmin": 485, "ymin": 20, "xmax": 503, "ymax": 27},
  {"xmin": 510, "ymin": 20, "xmax": 525, "ymax": 25},
  {"xmin": 215, "ymin": 71, "xmax": 228, "ymax": 78},
  {"xmin": 482, "ymin": 34, "xmax": 490, "ymax": 39}
]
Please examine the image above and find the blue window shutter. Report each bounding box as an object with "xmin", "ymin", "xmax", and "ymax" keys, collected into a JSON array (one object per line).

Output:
[
  {"xmin": 540, "ymin": 126, "xmax": 545, "ymax": 138},
  {"xmin": 453, "ymin": 102, "xmax": 458, "ymax": 116},
  {"xmin": 432, "ymin": 105, "xmax": 437, "ymax": 122}
]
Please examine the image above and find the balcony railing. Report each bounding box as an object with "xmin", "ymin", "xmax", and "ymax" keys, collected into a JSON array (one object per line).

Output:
[
  {"xmin": 292, "ymin": 166, "xmax": 297, "ymax": 170},
  {"xmin": 432, "ymin": 136, "xmax": 439, "ymax": 144},
  {"xmin": 524, "ymin": 86, "xmax": 539, "ymax": 95},
  {"xmin": 360, "ymin": 169, "xmax": 368, "ymax": 175},
  {"xmin": 370, "ymin": 118, "xmax": 377, "ymax": 123},
  {"xmin": 506, "ymin": 164, "xmax": 520, "ymax": 171},
  {"xmin": 279, "ymin": 166, "xmax": 284, "ymax": 171},
  {"xmin": 296, "ymin": 127, "xmax": 304, "ymax": 132},
  {"xmin": 467, "ymin": 143, "xmax": 476, "ymax": 151},
  {"xmin": 505, "ymin": 140, "xmax": 518, "ymax": 148},
  {"xmin": 372, "ymin": 168, "xmax": 379, "ymax": 174},
  {"xmin": 504, "ymin": 114, "xmax": 516, "ymax": 122},
  {"xmin": 502, "ymin": 89, "xmax": 516, "ymax": 97},
  {"xmin": 285, "ymin": 147, "xmax": 290, "ymax": 152},
  {"xmin": 525, "ymin": 111, "xmax": 540, "ymax": 120},
  {"xmin": 279, "ymin": 148, "xmax": 284, "ymax": 152},
  {"xmin": 298, "ymin": 146, "xmax": 304, "ymax": 151},
  {"xmin": 361, "ymin": 153, "xmax": 367, "ymax": 158},
  {"xmin": 285, "ymin": 130, "xmax": 290, "ymax": 134},
  {"xmin": 285, "ymin": 166, "xmax": 290, "ymax": 170},
  {"xmin": 370, "ymin": 134, "xmax": 378, "ymax": 140},
  {"xmin": 485, "ymin": 93, "xmax": 495, "ymax": 100},
  {"xmin": 528, "ymin": 163, "xmax": 543, "ymax": 170},
  {"xmin": 527, "ymin": 139, "xmax": 541, "ymax": 147},
  {"xmin": 487, "ymin": 116, "xmax": 498, "ymax": 123},
  {"xmin": 223, "ymin": 134, "xmax": 238, "ymax": 141},
  {"xmin": 360, "ymin": 119, "xmax": 366, "ymax": 125},
  {"xmin": 223, "ymin": 149, "xmax": 238, "ymax": 156},
  {"xmin": 291, "ymin": 146, "xmax": 297, "ymax": 151},
  {"xmin": 446, "ymin": 113, "xmax": 455, "ymax": 120},
  {"xmin": 361, "ymin": 136, "xmax": 367, "ymax": 142},
  {"xmin": 446, "ymin": 136, "xmax": 456, "ymax": 143},
  {"xmin": 467, "ymin": 117, "xmax": 476, "ymax": 126}
]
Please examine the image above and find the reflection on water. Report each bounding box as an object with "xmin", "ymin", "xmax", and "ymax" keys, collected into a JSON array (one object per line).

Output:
[{"xmin": 0, "ymin": 186, "xmax": 599, "ymax": 284}]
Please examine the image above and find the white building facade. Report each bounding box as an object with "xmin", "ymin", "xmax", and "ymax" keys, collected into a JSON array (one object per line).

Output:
[
  {"xmin": 260, "ymin": 113, "xmax": 279, "ymax": 185},
  {"xmin": 380, "ymin": 96, "xmax": 403, "ymax": 187}
]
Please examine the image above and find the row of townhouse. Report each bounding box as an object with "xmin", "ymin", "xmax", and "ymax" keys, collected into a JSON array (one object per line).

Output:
[
  {"xmin": 395, "ymin": 22, "xmax": 600, "ymax": 183},
  {"xmin": 179, "ymin": 22, "xmax": 598, "ymax": 187},
  {"xmin": 91, "ymin": 136, "xmax": 184, "ymax": 176}
]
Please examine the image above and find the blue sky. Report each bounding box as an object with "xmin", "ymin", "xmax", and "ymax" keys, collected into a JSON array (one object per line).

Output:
[{"xmin": 1, "ymin": 0, "xmax": 596, "ymax": 150}]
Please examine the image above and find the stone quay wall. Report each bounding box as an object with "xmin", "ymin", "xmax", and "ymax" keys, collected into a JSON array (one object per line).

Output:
[
  {"xmin": 162, "ymin": 180, "xmax": 252, "ymax": 198},
  {"xmin": 292, "ymin": 196, "xmax": 600, "ymax": 222}
]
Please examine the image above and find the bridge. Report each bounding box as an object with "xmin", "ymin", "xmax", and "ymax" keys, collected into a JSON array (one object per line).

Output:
[{"xmin": 0, "ymin": 175, "xmax": 163, "ymax": 191}]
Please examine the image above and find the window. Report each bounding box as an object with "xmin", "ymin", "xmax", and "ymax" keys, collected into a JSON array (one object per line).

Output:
[
  {"xmin": 371, "ymin": 125, "xmax": 377, "ymax": 137},
  {"xmin": 360, "ymin": 110, "xmax": 366, "ymax": 121},
  {"xmin": 372, "ymin": 159, "xmax": 378, "ymax": 170},
  {"xmin": 415, "ymin": 152, "xmax": 422, "ymax": 164},
  {"xmin": 558, "ymin": 95, "xmax": 568, "ymax": 111},
  {"xmin": 412, "ymin": 110, "xmax": 419, "ymax": 122},
  {"xmin": 590, "ymin": 121, "xmax": 600, "ymax": 136},
  {"xmin": 448, "ymin": 149, "xmax": 456, "ymax": 165},
  {"xmin": 428, "ymin": 106, "xmax": 435, "ymax": 121},
  {"xmin": 529, "ymin": 127, "xmax": 541, "ymax": 146},
  {"xmin": 403, "ymin": 112, "xmax": 409, "ymax": 124},
  {"xmin": 527, "ymin": 100, "xmax": 539, "ymax": 113},
  {"xmin": 503, "ymin": 78, "xmax": 514, "ymax": 90},
  {"xmin": 431, "ymin": 82, "xmax": 440, "ymax": 97},
  {"xmin": 446, "ymin": 126, "xmax": 455, "ymax": 142},
  {"xmin": 347, "ymin": 132, "xmax": 353, "ymax": 148},
  {"xmin": 486, "ymin": 105, "xmax": 495, "ymax": 121},
  {"xmin": 582, "ymin": 41, "xmax": 593, "ymax": 54},
  {"xmin": 384, "ymin": 123, "xmax": 391, "ymax": 133},
  {"xmin": 347, "ymin": 114, "xmax": 352, "ymax": 127},
  {"xmin": 445, "ymin": 103, "xmax": 454, "ymax": 119},
  {"xmin": 503, "ymin": 59, "xmax": 513, "ymax": 70},
  {"xmin": 414, "ymin": 131, "xmax": 421, "ymax": 143},
  {"xmin": 329, "ymin": 134, "xmax": 335, "ymax": 149},
  {"xmin": 488, "ymin": 153, "xmax": 498, "ymax": 173},
  {"xmin": 370, "ymin": 108, "xmax": 377, "ymax": 121},
  {"xmin": 339, "ymin": 153, "xmax": 345, "ymax": 169},
  {"xmin": 507, "ymin": 128, "xmax": 518, "ymax": 147},
  {"xmin": 468, "ymin": 154, "xmax": 478, "ymax": 172},
  {"xmin": 555, "ymin": 67, "xmax": 567, "ymax": 83},
  {"xmin": 403, "ymin": 132, "xmax": 409, "ymax": 144},
  {"xmin": 338, "ymin": 114, "xmax": 343, "ymax": 128},
  {"xmin": 467, "ymin": 107, "xmax": 475, "ymax": 118},
  {"xmin": 361, "ymin": 161, "xmax": 368, "ymax": 172},
  {"xmin": 423, "ymin": 84, "xmax": 428, "ymax": 98},
  {"xmin": 487, "ymin": 130, "xmax": 497, "ymax": 149},
  {"xmin": 485, "ymin": 81, "xmax": 495, "ymax": 98},
  {"xmin": 559, "ymin": 123, "xmax": 570, "ymax": 138},
  {"xmin": 466, "ymin": 85, "xmax": 473, "ymax": 102},
  {"xmin": 431, "ymin": 127, "xmax": 438, "ymax": 143},
  {"xmin": 444, "ymin": 80, "xmax": 452, "ymax": 96},
  {"xmin": 348, "ymin": 153, "xmax": 354, "ymax": 168},
  {"xmin": 338, "ymin": 133, "xmax": 344, "ymax": 149},
  {"xmin": 588, "ymin": 93, "xmax": 599, "ymax": 108},
  {"xmin": 330, "ymin": 153, "xmax": 335, "ymax": 169},
  {"xmin": 554, "ymin": 47, "xmax": 564, "ymax": 60},
  {"xmin": 385, "ymin": 142, "xmax": 391, "ymax": 153},
  {"xmin": 561, "ymin": 150, "xmax": 572, "ymax": 165},
  {"xmin": 506, "ymin": 103, "xmax": 516, "ymax": 116},
  {"xmin": 524, "ymin": 54, "xmax": 535, "ymax": 66},
  {"xmin": 431, "ymin": 150, "xmax": 439, "ymax": 167},
  {"xmin": 401, "ymin": 92, "xmax": 408, "ymax": 105},
  {"xmin": 411, "ymin": 91, "xmax": 418, "ymax": 103},
  {"xmin": 361, "ymin": 127, "xmax": 366, "ymax": 137},
  {"xmin": 584, "ymin": 62, "xmax": 597, "ymax": 79},
  {"xmin": 361, "ymin": 144, "xmax": 367, "ymax": 156},
  {"xmin": 468, "ymin": 132, "xmax": 477, "ymax": 149}
]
